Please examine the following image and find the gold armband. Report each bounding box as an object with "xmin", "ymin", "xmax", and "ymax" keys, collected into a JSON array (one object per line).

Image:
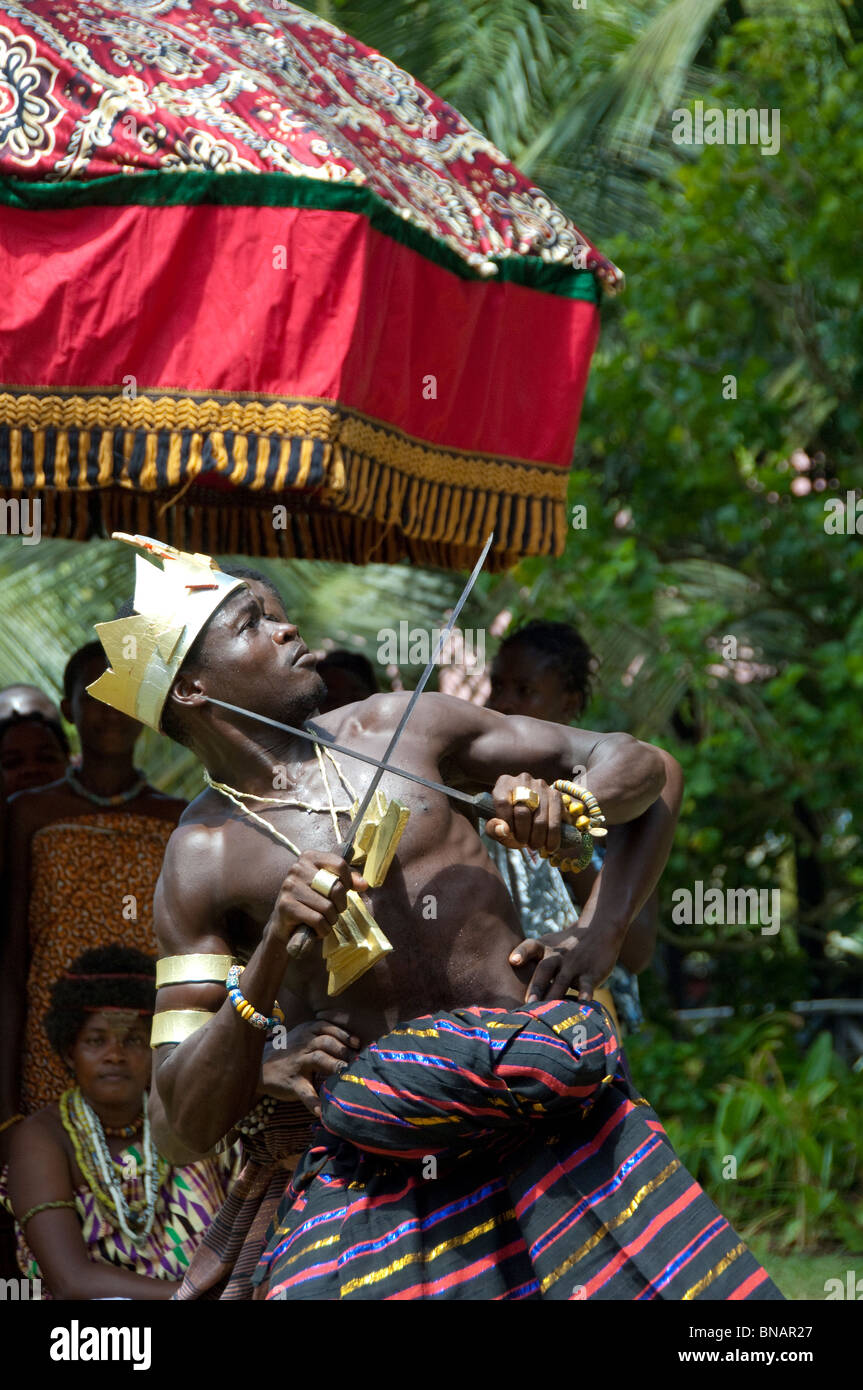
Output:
[
  {"xmin": 150, "ymin": 1009, "xmax": 214, "ymax": 1048},
  {"xmin": 155, "ymin": 954, "xmax": 235, "ymax": 989}
]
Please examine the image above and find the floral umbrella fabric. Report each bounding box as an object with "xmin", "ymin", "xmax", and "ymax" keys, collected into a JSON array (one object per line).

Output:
[{"xmin": 0, "ymin": 0, "xmax": 621, "ymax": 568}]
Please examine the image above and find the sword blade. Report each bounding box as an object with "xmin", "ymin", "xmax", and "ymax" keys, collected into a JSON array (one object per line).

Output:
[
  {"xmin": 335, "ymin": 531, "xmax": 494, "ymax": 859},
  {"xmin": 204, "ymin": 695, "xmax": 478, "ymax": 806}
]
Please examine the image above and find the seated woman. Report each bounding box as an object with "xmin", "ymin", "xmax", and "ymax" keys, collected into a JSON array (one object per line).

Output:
[{"xmin": 3, "ymin": 946, "xmax": 240, "ymax": 1300}]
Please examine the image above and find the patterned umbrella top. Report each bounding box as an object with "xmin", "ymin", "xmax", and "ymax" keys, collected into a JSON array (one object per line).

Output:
[
  {"xmin": 0, "ymin": 0, "xmax": 621, "ymax": 286},
  {"xmin": 0, "ymin": 2, "xmax": 620, "ymax": 567}
]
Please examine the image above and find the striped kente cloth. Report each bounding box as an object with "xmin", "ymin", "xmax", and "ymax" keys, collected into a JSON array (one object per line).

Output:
[
  {"xmin": 174, "ymin": 1101, "xmax": 314, "ymax": 1300},
  {"xmin": 252, "ymin": 999, "xmax": 784, "ymax": 1301}
]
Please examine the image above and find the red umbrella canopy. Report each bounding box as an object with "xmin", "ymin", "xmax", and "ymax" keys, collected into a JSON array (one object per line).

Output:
[{"xmin": 0, "ymin": 1, "xmax": 622, "ymax": 568}]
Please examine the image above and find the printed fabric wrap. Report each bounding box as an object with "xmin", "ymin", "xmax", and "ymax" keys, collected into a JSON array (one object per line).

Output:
[
  {"xmin": 252, "ymin": 999, "xmax": 784, "ymax": 1301},
  {"xmin": 22, "ymin": 814, "xmax": 171, "ymax": 1113}
]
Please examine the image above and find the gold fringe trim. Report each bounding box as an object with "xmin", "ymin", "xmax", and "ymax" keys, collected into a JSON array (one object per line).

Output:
[
  {"xmin": 0, "ymin": 389, "xmax": 570, "ymax": 565},
  {"xmin": 0, "ymin": 393, "xmax": 339, "ymax": 439},
  {"xmin": 0, "ymin": 487, "xmax": 545, "ymax": 569},
  {"xmin": 335, "ymin": 414, "xmax": 564, "ymax": 496}
]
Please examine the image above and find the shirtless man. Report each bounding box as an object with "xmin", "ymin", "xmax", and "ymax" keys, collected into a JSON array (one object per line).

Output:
[
  {"xmin": 139, "ymin": 573, "xmax": 676, "ymax": 1152},
  {"xmin": 89, "ymin": 538, "xmax": 784, "ymax": 1301}
]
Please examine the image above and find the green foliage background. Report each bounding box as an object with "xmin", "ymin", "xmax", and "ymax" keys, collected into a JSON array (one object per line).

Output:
[
  {"xmin": 1, "ymin": 0, "xmax": 861, "ymax": 1250},
  {"xmin": 628, "ymin": 1018, "xmax": 863, "ymax": 1251}
]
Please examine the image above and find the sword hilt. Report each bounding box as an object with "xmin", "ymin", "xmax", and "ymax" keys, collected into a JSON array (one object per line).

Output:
[
  {"xmin": 285, "ymin": 925, "xmax": 317, "ymax": 960},
  {"xmin": 473, "ymin": 794, "xmax": 594, "ymax": 852}
]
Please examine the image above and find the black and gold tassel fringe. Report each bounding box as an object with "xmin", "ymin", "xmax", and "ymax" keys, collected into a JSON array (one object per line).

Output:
[{"xmin": 0, "ymin": 390, "xmax": 568, "ymax": 568}]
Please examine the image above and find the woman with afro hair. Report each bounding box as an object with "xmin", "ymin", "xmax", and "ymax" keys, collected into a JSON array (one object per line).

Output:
[{"xmin": 2, "ymin": 945, "xmax": 239, "ymax": 1299}]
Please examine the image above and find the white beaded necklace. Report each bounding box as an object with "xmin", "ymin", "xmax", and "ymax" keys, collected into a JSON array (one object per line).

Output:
[
  {"xmin": 65, "ymin": 766, "xmax": 148, "ymax": 806},
  {"xmin": 72, "ymin": 1088, "xmax": 161, "ymax": 1246}
]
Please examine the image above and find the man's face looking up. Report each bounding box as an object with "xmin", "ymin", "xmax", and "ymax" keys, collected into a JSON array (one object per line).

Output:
[{"xmin": 170, "ymin": 583, "xmax": 326, "ymax": 733}]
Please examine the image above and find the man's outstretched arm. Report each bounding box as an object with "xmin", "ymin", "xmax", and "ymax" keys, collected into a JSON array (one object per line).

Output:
[
  {"xmin": 427, "ymin": 695, "xmax": 682, "ymax": 999},
  {"xmin": 512, "ymin": 748, "xmax": 683, "ymax": 999},
  {"xmin": 434, "ymin": 695, "xmax": 667, "ymax": 824}
]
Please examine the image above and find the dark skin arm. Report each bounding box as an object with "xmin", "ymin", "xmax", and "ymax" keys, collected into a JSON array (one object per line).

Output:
[
  {"xmin": 566, "ymin": 864, "xmax": 659, "ymax": 974},
  {"xmin": 7, "ymin": 1114, "xmax": 179, "ymax": 1300},
  {"xmin": 145, "ymin": 1085, "xmax": 223, "ymax": 1168},
  {"xmin": 430, "ymin": 696, "xmax": 674, "ymax": 994},
  {"xmin": 150, "ymin": 825, "xmax": 364, "ymax": 1155},
  {"xmin": 510, "ymin": 746, "xmax": 683, "ymax": 999},
  {"xmin": 441, "ymin": 700, "xmax": 665, "ymax": 826},
  {"xmin": 152, "ymin": 1015, "xmax": 359, "ymax": 1165}
]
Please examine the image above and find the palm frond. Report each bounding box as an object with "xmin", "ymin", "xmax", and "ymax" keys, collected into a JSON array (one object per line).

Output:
[{"xmin": 315, "ymin": 0, "xmax": 848, "ymax": 245}]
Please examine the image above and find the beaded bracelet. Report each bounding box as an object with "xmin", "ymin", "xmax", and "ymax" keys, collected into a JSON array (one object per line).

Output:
[
  {"xmin": 236, "ymin": 1094, "xmax": 279, "ymax": 1137},
  {"xmin": 225, "ymin": 964, "xmax": 285, "ymax": 1032},
  {"xmin": 543, "ymin": 831, "xmax": 594, "ymax": 874},
  {"xmin": 554, "ymin": 780, "xmax": 607, "ymax": 837},
  {"xmin": 539, "ymin": 780, "xmax": 606, "ymax": 873},
  {"xmin": 18, "ymin": 1198, "xmax": 78, "ymax": 1227}
]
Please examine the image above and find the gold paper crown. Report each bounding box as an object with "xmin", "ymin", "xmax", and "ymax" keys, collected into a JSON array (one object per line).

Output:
[{"xmin": 87, "ymin": 534, "xmax": 246, "ymax": 732}]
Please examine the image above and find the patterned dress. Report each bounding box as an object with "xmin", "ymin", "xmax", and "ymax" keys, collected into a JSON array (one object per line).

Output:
[
  {"xmin": 21, "ymin": 814, "xmax": 174, "ymax": 1113},
  {"xmin": 9, "ymin": 1140, "xmax": 242, "ymax": 1294}
]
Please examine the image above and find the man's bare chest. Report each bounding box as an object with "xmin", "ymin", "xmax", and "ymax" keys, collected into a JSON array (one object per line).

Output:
[{"xmin": 218, "ymin": 757, "xmax": 457, "ymax": 938}]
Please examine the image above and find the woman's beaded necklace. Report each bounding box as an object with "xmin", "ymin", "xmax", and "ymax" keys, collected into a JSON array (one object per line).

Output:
[
  {"xmin": 101, "ymin": 1111, "xmax": 143, "ymax": 1139},
  {"xmin": 204, "ymin": 744, "xmax": 359, "ymax": 856},
  {"xmin": 65, "ymin": 766, "xmax": 148, "ymax": 807},
  {"xmin": 60, "ymin": 1086, "xmax": 167, "ymax": 1246}
]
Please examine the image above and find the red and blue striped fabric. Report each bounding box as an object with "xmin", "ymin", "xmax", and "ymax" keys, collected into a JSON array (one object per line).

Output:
[{"xmin": 251, "ymin": 999, "xmax": 783, "ymax": 1301}]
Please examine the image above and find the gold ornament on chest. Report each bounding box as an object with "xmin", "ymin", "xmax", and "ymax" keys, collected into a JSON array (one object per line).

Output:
[
  {"xmin": 320, "ymin": 789, "xmax": 411, "ymax": 995},
  {"xmin": 205, "ymin": 748, "xmax": 410, "ymax": 996},
  {"xmin": 348, "ymin": 787, "xmax": 411, "ymax": 886}
]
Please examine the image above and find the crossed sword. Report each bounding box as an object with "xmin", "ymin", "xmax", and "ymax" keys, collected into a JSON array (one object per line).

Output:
[{"xmin": 206, "ymin": 534, "xmax": 586, "ymax": 963}]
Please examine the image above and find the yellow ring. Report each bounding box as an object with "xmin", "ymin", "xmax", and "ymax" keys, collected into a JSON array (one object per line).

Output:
[
  {"xmin": 310, "ymin": 868, "xmax": 340, "ymax": 899},
  {"xmin": 510, "ymin": 786, "xmax": 540, "ymax": 812}
]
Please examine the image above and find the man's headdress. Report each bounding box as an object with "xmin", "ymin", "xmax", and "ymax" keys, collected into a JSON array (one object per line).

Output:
[{"xmin": 87, "ymin": 534, "xmax": 246, "ymax": 732}]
